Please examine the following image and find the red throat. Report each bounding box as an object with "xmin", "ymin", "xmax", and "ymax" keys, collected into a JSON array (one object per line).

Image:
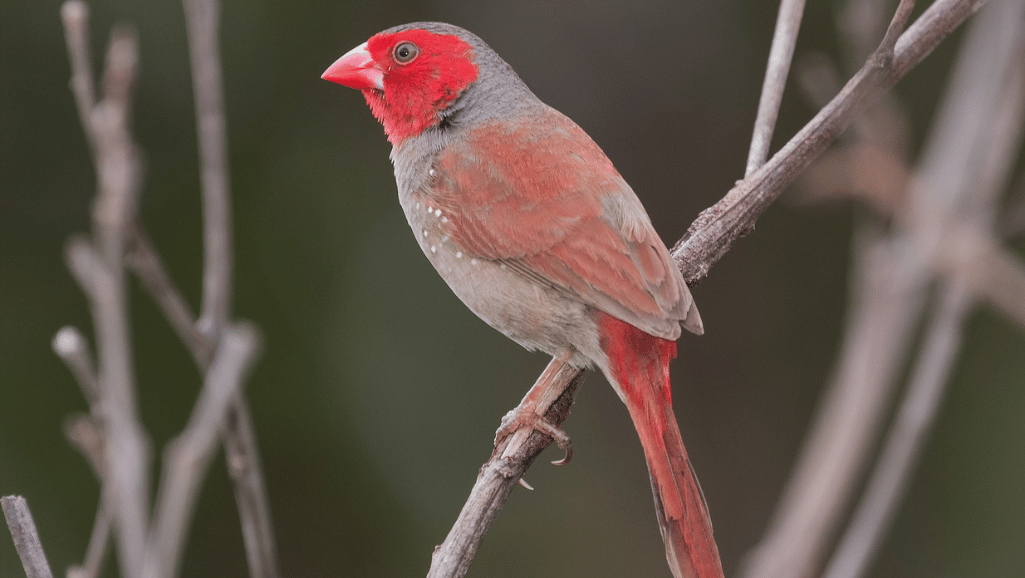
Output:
[{"xmin": 363, "ymin": 30, "xmax": 478, "ymax": 144}]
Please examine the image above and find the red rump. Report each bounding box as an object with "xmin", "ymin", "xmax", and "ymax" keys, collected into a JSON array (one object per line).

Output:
[{"xmin": 598, "ymin": 312, "xmax": 677, "ymax": 408}]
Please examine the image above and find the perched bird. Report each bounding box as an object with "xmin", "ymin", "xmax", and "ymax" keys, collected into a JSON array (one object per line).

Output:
[{"xmin": 322, "ymin": 22, "xmax": 723, "ymax": 578}]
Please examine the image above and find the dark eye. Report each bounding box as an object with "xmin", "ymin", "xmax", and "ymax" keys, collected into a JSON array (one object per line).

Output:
[{"xmin": 393, "ymin": 42, "xmax": 419, "ymax": 64}]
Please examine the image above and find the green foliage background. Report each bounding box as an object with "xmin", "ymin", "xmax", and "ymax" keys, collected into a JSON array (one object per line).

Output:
[{"xmin": 2, "ymin": 0, "xmax": 1022, "ymax": 576}]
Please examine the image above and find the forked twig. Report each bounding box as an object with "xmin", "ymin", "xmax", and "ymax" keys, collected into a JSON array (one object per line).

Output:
[
  {"xmin": 44, "ymin": 2, "xmax": 279, "ymax": 578},
  {"xmin": 742, "ymin": 1, "xmax": 1021, "ymax": 577}
]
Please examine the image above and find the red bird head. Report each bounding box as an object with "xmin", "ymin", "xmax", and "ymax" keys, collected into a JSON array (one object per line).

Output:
[
  {"xmin": 322, "ymin": 24, "xmax": 480, "ymax": 143},
  {"xmin": 323, "ymin": 23, "xmax": 537, "ymax": 145}
]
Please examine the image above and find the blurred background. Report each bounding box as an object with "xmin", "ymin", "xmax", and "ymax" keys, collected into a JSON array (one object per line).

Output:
[{"xmin": 1, "ymin": 0, "xmax": 1022, "ymax": 577}]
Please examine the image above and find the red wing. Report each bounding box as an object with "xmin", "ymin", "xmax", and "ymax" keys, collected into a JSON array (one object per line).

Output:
[{"xmin": 429, "ymin": 108, "xmax": 692, "ymax": 339}]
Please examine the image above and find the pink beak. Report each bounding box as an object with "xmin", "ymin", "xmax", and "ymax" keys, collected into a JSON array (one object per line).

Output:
[{"xmin": 322, "ymin": 41, "xmax": 385, "ymax": 90}]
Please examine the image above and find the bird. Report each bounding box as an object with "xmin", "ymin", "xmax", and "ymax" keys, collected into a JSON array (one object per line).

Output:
[{"xmin": 322, "ymin": 22, "xmax": 723, "ymax": 578}]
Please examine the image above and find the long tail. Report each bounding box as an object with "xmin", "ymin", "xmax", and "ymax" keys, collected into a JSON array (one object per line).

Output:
[{"xmin": 598, "ymin": 313, "xmax": 724, "ymax": 578}]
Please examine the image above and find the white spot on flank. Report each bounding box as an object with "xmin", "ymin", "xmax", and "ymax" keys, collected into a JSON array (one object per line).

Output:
[
  {"xmin": 471, "ymin": 259, "xmax": 478, "ymax": 265},
  {"xmin": 434, "ymin": 209, "xmax": 442, "ymax": 217},
  {"xmin": 422, "ymin": 229, "xmax": 427, "ymax": 237},
  {"xmin": 431, "ymin": 245, "xmax": 437, "ymax": 253},
  {"xmin": 441, "ymin": 216, "xmax": 448, "ymax": 223},
  {"xmin": 442, "ymin": 235, "xmax": 450, "ymax": 242},
  {"xmin": 429, "ymin": 169, "xmax": 436, "ymax": 177},
  {"xmin": 416, "ymin": 202, "xmax": 421, "ymax": 209},
  {"xmin": 500, "ymin": 263, "xmax": 507, "ymax": 269},
  {"xmin": 456, "ymin": 251, "xmax": 463, "ymax": 258},
  {"xmin": 427, "ymin": 205, "xmax": 433, "ymax": 213}
]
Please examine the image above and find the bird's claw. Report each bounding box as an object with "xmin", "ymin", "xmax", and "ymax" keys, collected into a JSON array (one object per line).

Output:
[
  {"xmin": 533, "ymin": 418, "xmax": 573, "ymax": 465},
  {"xmin": 494, "ymin": 406, "xmax": 573, "ymax": 466}
]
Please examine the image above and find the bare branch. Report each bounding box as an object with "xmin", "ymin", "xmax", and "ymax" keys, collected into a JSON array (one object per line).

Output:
[
  {"xmin": 86, "ymin": 24, "xmax": 151, "ymax": 577},
  {"xmin": 746, "ymin": 0, "xmax": 806, "ymax": 175},
  {"xmin": 143, "ymin": 323, "xmax": 262, "ymax": 578},
  {"xmin": 428, "ymin": 361, "xmax": 584, "ymax": 578},
  {"xmin": 876, "ymin": 0, "xmax": 917, "ymax": 61},
  {"xmin": 2, "ymin": 496, "xmax": 55, "ymax": 578},
  {"xmin": 52, "ymin": 326, "xmax": 100, "ymax": 404},
  {"xmin": 56, "ymin": 2, "xmax": 278, "ymax": 578},
  {"xmin": 672, "ymin": 0, "xmax": 987, "ymax": 283},
  {"xmin": 125, "ymin": 224, "xmax": 212, "ymax": 365},
  {"xmin": 822, "ymin": 10, "xmax": 1025, "ymax": 573},
  {"xmin": 182, "ymin": 0, "xmax": 232, "ymax": 340},
  {"xmin": 742, "ymin": 1, "xmax": 1023, "ymax": 576},
  {"xmin": 66, "ymin": 496, "xmax": 114, "ymax": 578},
  {"xmin": 223, "ymin": 399, "xmax": 280, "ymax": 578},
  {"xmin": 823, "ymin": 280, "xmax": 972, "ymax": 578},
  {"xmin": 179, "ymin": 1, "xmax": 281, "ymax": 571},
  {"xmin": 432, "ymin": 1, "xmax": 993, "ymax": 575},
  {"xmin": 127, "ymin": 220, "xmax": 280, "ymax": 578},
  {"xmin": 60, "ymin": 1, "xmax": 97, "ymax": 156}
]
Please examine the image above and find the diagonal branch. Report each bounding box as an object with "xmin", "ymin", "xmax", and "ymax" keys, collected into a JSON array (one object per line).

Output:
[
  {"xmin": 430, "ymin": 1, "xmax": 989, "ymax": 577},
  {"xmin": 673, "ymin": 0, "xmax": 983, "ymax": 284},
  {"xmin": 1, "ymin": 496, "xmax": 55, "ymax": 578},
  {"xmin": 742, "ymin": 2, "xmax": 1022, "ymax": 577},
  {"xmin": 142, "ymin": 324, "xmax": 262, "ymax": 578},
  {"xmin": 821, "ymin": 279, "xmax": 971, "ymax": 578}
]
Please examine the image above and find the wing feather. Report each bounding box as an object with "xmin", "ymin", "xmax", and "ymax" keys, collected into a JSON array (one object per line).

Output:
[{"xmin": 428, "ymin": 108, "xmax": 698, "ymax": 339}]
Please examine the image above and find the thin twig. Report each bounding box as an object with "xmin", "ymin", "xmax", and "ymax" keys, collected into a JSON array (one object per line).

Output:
[
  {"xmin": 54, "ymin": 322, "xmax": 111, "ymax": 578},
  {"xmin": 428, "ymin": 362, "xmax": 584, "ymax": 578},
  {"xmin": 57, "ymin": 3, "xmax": 278, "ymax": 578},
  {"xmin": 60, "ymin": 1, "xmax": 97, "ymax": 156},
  {"xmin": 876, "ymin": 0, "xmax": 917, "ymax": 62},
  {"xmin": 672, "ymin": 0, "xmax": 986, "ymax": 284},
  {"xmin": 67, "ymin": 495, "xmax": 114, "ymax": 578},
  {"xmin": 127, "ymin": 219, "xmax": 281, "ymax": 577},
  {"xmin": 223, "ymin": 398, "xmax": 280, "ymax": 578},
  {"xmin": 822, "ymin": 280, "xmax": 972, "ymax": 578},
  {"xmin": 746, "ymin": 0, "xmax": 806, "ymax": 176},
  {"xmin": 822, "ymin": 6, "xmax": 1025, "ymax": 575},
  {"xmin": 88, "ymin": 24, "xmax": 150, "ymax": 578},
  {"xmin": 179, "ymin": 2, "xmax": 279, "ymax": 573},
  {"xmin": 125, "ymin": 223, "xmax": 211, "ymax": 365},
  {"xmin": 741, "ymin": 2, "xmax": 1022, "ymax": 576},
  {"xmin": 2, "ymin": 496, "xmax": 55, "ymax": 578},
  {"xmin": 52, "ymin": 326, "xmax": 100, "ymax": 404},
  {"xmin": 182, "ymin": 0, "xmax": 232, "ymax": 340},
  {"xmin": 142, "ymin": 324, "xmax": 262, "ymax": 578}
]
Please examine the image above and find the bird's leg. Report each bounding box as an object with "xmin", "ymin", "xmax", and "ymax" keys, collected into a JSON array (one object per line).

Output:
[{"xmin": 495, "ymin": 355, "xmax": 576, "ymax": 465}]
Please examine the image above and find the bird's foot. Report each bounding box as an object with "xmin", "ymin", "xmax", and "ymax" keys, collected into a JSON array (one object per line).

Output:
[{"xmin": 495, "ymin": 402, "xmax": 573, "ymax": 465}]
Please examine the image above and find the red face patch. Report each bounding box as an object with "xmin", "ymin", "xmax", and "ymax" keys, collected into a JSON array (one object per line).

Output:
[{"xmin": 363, "ymin": 29, "xmax": 479, "ymax": 143}]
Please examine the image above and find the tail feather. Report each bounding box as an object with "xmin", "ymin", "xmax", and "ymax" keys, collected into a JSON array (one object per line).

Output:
[{"xmin": 598, "ymin": 313, "xmax": 723, "ymax": 578}]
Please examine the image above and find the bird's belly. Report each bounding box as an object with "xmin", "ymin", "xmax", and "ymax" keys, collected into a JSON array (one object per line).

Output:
[{"xmin": 400, "ymin": 193, "xmax": 600, "ymax": 364}]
